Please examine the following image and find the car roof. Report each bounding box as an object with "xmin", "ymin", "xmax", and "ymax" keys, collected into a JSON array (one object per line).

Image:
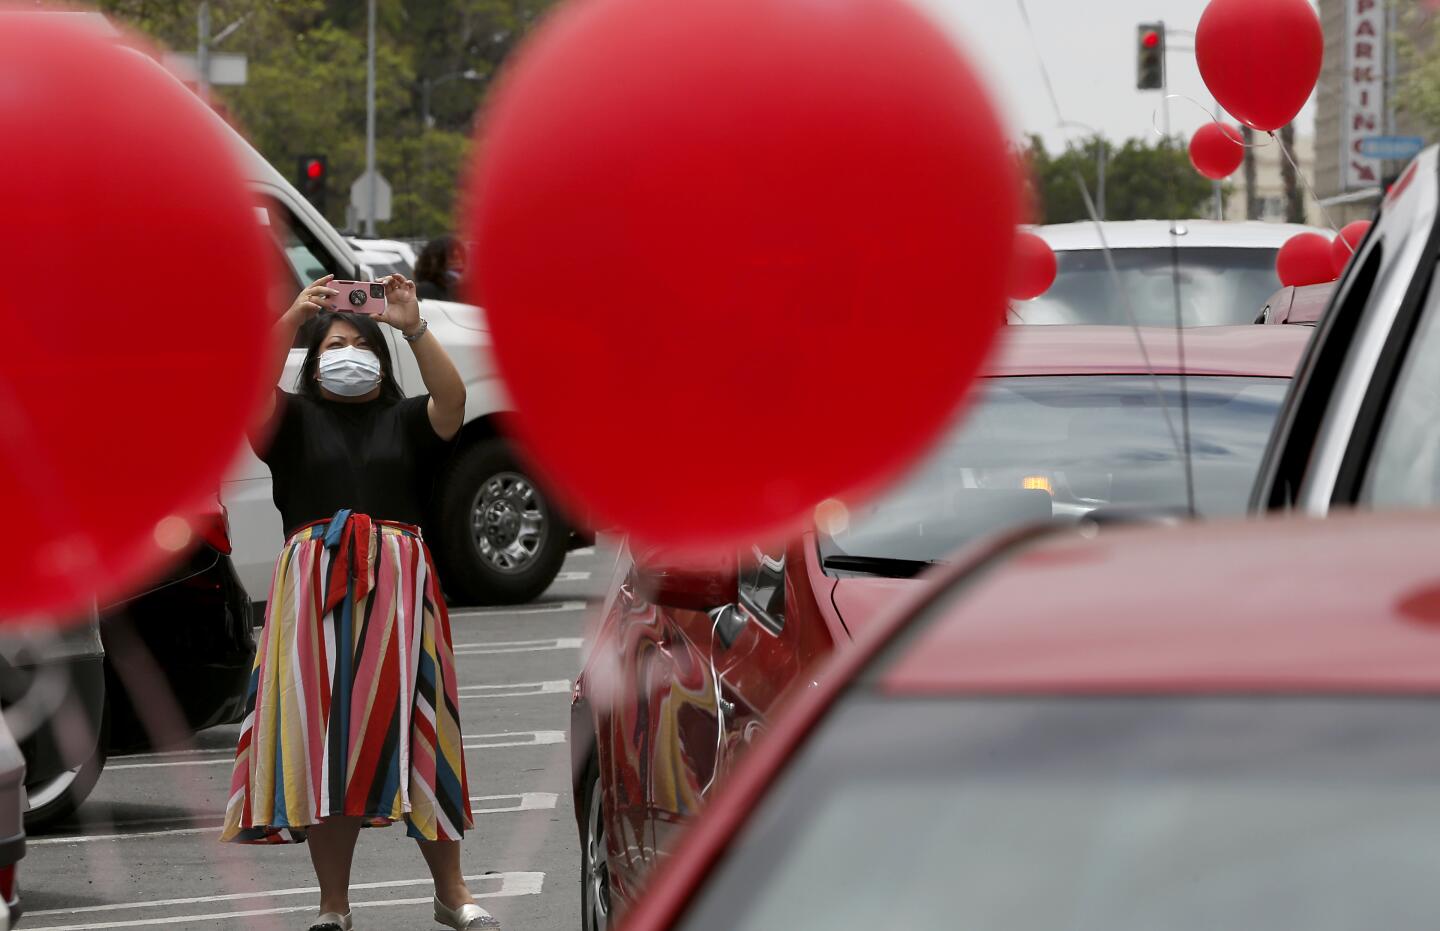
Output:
[
  {"xmin": 1036, "ymin": 219, "xmax": 1331, "ymax": 251},
  {"xmin": 982, "ymin": 324, "xmax": 1310, "ymax": 377},
  {"xmin": 880, "ymin": 509, "xmax": 1440, "ymax": 694}
]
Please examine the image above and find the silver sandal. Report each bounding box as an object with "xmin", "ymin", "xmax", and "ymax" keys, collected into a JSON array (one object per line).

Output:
[
  {"xmin": 308, "ymin": 912, "xmax": 352, "ymax": 931},
  {"xmin": 434, "ymin": 896, "xmax": 501, "ymax": 929}
]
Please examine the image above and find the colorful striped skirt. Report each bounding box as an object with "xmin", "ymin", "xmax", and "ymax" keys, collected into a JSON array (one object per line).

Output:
[{"xmin": 221, "ymin": 510, "xmax": 473, "ymax": 844}]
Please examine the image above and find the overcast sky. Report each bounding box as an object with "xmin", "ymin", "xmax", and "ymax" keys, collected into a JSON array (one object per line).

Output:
[{"xmin": 911, "ymin": 0, "xmax": 1318, "ymax": 151}]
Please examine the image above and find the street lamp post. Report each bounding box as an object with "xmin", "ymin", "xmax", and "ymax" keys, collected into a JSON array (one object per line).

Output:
[{"xmin": 421, "ymin": 69, "xmax": 483, "ymax": 129}]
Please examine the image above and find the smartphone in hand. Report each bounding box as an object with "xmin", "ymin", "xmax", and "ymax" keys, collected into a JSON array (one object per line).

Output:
[{"xmin": 329, "ymin": 280, "xmax": 386, "ymax": 315}]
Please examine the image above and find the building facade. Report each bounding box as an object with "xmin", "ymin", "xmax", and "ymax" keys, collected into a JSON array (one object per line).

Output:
[{"xmin": 1315, "ymin": 0, "xmax": 1434, "ymax": 225}]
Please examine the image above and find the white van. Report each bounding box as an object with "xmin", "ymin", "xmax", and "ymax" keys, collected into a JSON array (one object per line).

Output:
[{"xmin": 214, "ymin": 98, "xmax": 573, "ymax": 607}]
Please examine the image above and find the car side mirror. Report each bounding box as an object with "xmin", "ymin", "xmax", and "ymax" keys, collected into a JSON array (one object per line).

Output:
[{"xmin": 632, "ymin": 550, "xmax": 738, "ymax": 612}]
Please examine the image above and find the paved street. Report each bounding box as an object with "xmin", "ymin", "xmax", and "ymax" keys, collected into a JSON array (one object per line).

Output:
[{"xmin": 19, "ymin": 545, "xmax": 611, "ymax": 931}]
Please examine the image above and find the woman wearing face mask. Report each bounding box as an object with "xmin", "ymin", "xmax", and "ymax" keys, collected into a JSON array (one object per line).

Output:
[{"xmin": 221, "ymin": 274, "xmax": 497, "ymax": 931}]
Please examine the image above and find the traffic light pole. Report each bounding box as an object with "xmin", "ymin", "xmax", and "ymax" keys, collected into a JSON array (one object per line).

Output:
[
  {"xmin": 196, "ymin": 1, "xmax": 210, "ymax": 102},
  {"xmin": 364, "ymin": 0, "xmax": 377, "ymax": 236}
]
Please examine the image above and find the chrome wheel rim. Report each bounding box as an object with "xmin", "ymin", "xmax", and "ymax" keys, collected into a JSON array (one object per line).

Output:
[
  {"xmin": 27, "ymin": 764, "xmax": 80, "ymax": 812},
  {"xmin": 470, "ymin": 471, "xmax": 548, "ymax": 575},
  {"xmin": 586, "ymin": 777, "xmax": 611, "ymax": 930}
]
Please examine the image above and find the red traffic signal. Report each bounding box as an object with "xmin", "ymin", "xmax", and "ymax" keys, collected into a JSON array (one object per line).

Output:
[
  {"xmin": 297, "ymin": 154, "xmax": 327, "ymax": 210},
  {"xmin": 1137, "ymin": 23, "xmax": 1165, "ymax": 90}
]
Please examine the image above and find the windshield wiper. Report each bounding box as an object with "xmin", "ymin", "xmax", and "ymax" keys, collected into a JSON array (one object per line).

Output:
[{"xmin": 821, "ymin": 554, "xmax": 939, "ymax": 579}]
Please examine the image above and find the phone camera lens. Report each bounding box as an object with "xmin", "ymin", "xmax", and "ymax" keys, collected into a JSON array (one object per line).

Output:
[
  {"xmin": 369, "ymin": 284, "xmax": 385, "ymax": 299},
  {"xmin": 348, "ymin": 289, "xmax": 367, "ymax": 307}
]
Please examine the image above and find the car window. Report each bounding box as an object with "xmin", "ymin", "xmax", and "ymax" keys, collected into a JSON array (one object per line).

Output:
[
  {"xmin": 737, "ymin": 544, "xmax": 785, "ymax": 630},
  {"xmin": 678, "ymin": 696, "xmax": 1440, "ymax": 931},
  {"xmin": 822, "ymin": 375, "xmax": 1289, "ymax": 567},
  {"xmin": 1018, "ymin": 247, "xmax": 1280, "ymax": 327},
  {"xmin": 259, "ymin": 199, "xmax": 339, "ymax": 289},
  {"xmin": 1360, "ymin": 268, "xmax": 1440, "ymax": 507},
  {"xmin": 257, "ymin": 199, "xmax": 344, "ymax": 349}
]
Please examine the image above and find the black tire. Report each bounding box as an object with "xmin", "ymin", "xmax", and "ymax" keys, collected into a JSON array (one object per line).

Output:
[
  {"xmin": 433, "ymin": 438, "xmax": 569, "ymax": 605},
  {"xmin": 25, "ymin": 702, "xmax": 107, "ymax": 832},
  {"xmin": 580, "ymin": 759, "xmax": 612, "ymax": 931}
]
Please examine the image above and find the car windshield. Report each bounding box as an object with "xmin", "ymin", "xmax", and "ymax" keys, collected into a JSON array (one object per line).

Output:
[
  {"xmin": 822, "ymin": 376, "xmax": 1287, "ymax": 567},
  {"xmin": 1017, "ymin": 247, "xmax": 1281, "ymax": 326},
  {"xmin": 678, "ymin": 696, "xmax": 1440, "ymax": 931}
]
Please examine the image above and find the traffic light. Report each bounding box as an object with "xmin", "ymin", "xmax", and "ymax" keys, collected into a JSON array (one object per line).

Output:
[
  {"xmin": 1137, "ymin": 23, "xmax": 1165, "ymax": 91},
  {"xmin": 297, "ymin": 155, "xmax": 327, "ymax": 211}
]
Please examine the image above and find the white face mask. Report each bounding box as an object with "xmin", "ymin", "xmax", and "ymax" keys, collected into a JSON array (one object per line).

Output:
[{"xmin": 316, "ymin": 345, "xmax": 383, "ymax": 397}]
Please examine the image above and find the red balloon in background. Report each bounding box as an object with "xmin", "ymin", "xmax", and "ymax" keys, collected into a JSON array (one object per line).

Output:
[
  {"xmin": 1009, "ymin": 232, "xmax": 1057, "ymax": 300},
  {"xmin": 1332, "ymin": 220, "xmax": 1371, "ymax": 275},
  {"xmin": 1188, "ymin": 122, "xmax": 1245, "ymax": 180},
  {"xmin": 1276, "ymin": 232, "xmax": 1338, "ymax": 287},
  {"xmin": 0, "ymin": 14, "xmax": 271, "ymax": 622},
  {"xmin": 466, "ymin": 0, "xmax": 1019, "ymax": 548},
  {"xmin": 1196, "ymin": 0, "xmax": 1323, "ymax": 132}
]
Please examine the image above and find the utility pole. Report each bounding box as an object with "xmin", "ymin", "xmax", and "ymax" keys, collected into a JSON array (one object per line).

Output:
[
  {"xmin": 1242, "ymin": 126, "xmax": 1260, "ymax": 220},
  {"xmin": 196, "ymin": 1, "xmax": 210, "ymax": 102},
  {"xmin": 364, "ymin": 0, "xmax": 377, "ymax": 236},
  {"xmin": 1280, "ymin": 122, "xmax": 1304, "ymax": 223}
]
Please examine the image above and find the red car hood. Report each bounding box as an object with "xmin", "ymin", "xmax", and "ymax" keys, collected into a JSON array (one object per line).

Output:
[{"xmin": 831, "ymin": 576, "xmax": 923, "ymax": 637}]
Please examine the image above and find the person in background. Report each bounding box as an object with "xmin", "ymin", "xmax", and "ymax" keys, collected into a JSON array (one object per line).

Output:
[
  {"xmin": 221, "ymin": 274, "xmax": 499, "ymax": 931},
  {"xmin": 415, "ymin": 235, "xmax": 467, "ymax": 301}
]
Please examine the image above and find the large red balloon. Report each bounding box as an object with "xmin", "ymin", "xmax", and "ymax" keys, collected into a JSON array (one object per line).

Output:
[
  {"xmin": 466, "ymin": 0, "xmax": 1019, "ymax": 548},
  {"xmin": 0, "ymin": 15, "xmax": 271, "ymax": 621},
  {"xmin": 1009, "ymin": 232, "xmax": 1057, "ymax": 300},
  {"xmin": 1188, "ymin": 122, "xmax": 1245, "ymax": 180},
  {"xmin": 1196, "ymin": 0, "xmax": 1323, "ymax": 132},
  {"xmin": 1332, "ymin": 220, "xmax": 1371, "ymax": 275},
  {"xmin": 1276, "ymin": 232, "xmax": 1337, "ymax": 287}
]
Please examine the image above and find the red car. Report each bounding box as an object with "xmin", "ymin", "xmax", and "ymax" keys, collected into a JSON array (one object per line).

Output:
[
  {"xmin": 570, "ymin": 323, "xmax": 1309, "ymax": 928},
  {"xmin": 620, "ymin": 507, "xmax": 1440, "ymax": 931},
  {"xmin": 1255, "ymin": 281, "xmax": 1334, "ymax": 325}
]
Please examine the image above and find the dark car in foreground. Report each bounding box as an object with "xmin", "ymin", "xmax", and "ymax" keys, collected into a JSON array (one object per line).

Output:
[
  {"xmin": 572, "ymin": 323, "xmax": 1310, "ymax": 928},
  {"xmin": 99, "ymin": 499, "xmax": 254, "ymax": 754},
  {"xmin": 5, "ymin": 498, "xmax": 254, "ymax": 832},
  {"xmin": 620, "ymin": 508, "xmax": 1440, "ymax": 931}
]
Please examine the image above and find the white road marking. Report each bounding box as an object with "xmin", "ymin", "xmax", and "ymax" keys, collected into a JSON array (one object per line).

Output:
[
  {"xmin": 106, "ymin": 730, "xmax": 563, "ymax": 771},
  {"xmin": 30, "ymin": 793, "xmax": 560, "ymax": 846},
  {"xmin": 471, "ymin": 791, "xmax": 559, "ymax": 812},
  {"xmin": 465, "ymin": 729, "xmax": 565, "ymax": 749},
  {"xmin": 450, "ymin": 600, "xmax": 587, "ymax": 617},
  {"xmin": 23, "ymin": 872, "xmax": 543, "ymax": 928},
  {"xmin": 458, "ymin": 678, "xmax": 570, "ymax": 698},
  {"xmin": 570, "ymin": 546, "xmax": 596, "ymax": 556},
  {"xmin": 112, "ymin": 745, "xmax": 233, "ymax": 760},
  {"xmin": 554, "ymin": 570, "xmax": 592, "ymax": 581},
  {"xmin": 452, "ymin": 636, "xmax": 584, "ymax": 655}
]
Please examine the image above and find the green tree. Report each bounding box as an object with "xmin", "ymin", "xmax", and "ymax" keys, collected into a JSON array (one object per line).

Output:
[
  {"xmin": 1025, "ymin": 133, "xmax": 1220, "ymax": 224},
  {"xmin": 95, "ymin": 0, "xmax": 559, "ymax": 238}
]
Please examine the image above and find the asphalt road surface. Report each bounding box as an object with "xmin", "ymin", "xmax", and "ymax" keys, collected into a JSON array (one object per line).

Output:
[{"xmin": 20, "ymin": 544, "xmax": 613, "ymax": 931}]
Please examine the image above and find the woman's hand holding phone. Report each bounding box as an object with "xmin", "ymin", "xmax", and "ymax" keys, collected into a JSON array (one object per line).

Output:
[
  {"xmin": 288, "ymin": 275, "xmax": 338, "ymax": 322},
  {"xmin": 377, "ymin": 274, "xmax": 422, "ymax": 337}
]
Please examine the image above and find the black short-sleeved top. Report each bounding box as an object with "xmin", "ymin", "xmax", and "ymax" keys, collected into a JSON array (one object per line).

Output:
[{"xmin": 255, "ymin": 389, "xmax": 453, "ymax": 536}]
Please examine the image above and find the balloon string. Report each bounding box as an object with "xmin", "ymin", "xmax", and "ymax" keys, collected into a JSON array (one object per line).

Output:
[
  {"xmin": 1011, "ymin": 0, "xmax": 1186, "ymax": 463},
  {"xmin": 1012, "ymin": 0, "xmax": 1066, "ymax": 128},
  {"xmin": 1150, "ymin": 94, "xmax": 1273, "ymax": 148},
  {"xmin": 1270, "ymin": 130, "xmax": 1343, "ymax": 237}
]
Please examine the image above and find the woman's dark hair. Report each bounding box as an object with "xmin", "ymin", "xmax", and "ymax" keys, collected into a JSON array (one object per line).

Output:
[
  {"xmin": 295, "ymin": 311, "xmax": 405, "ymax": 402},
  {"xmin": 415, "ymin": 235, "xmax": 455, "ymax": 288}
]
